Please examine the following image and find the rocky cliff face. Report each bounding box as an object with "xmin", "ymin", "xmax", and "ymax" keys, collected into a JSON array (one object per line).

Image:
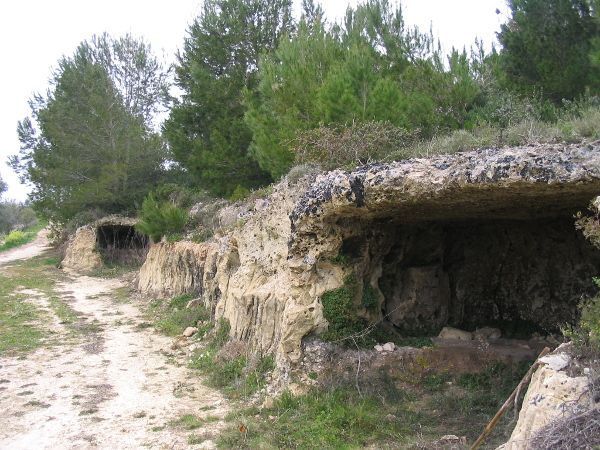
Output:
[{"xmin": 137, "ymin": 142, "xmax": 600, "ymax": 379}]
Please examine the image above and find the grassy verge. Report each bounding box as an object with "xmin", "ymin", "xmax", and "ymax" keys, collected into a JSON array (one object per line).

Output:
[
  {"xmin": 0, "ymin": 222, "xmax": 47, "ymax": 253},
  {"xmin": 147, "ymin": 293, "xmax": 212, "ymax": 337},
  {"xmin": 0, "ymin": 252, "xmax": 62, "ymax": 356},
  {"xmin": 147, "ymin": 294, "xmax": 276, "ymax": 400},
  {"xmin": 147, "ymin": 293, "xmax": 532, "ymax": 449},
  {"xmin": 216, "ymin": 360, "xmax": 530, "ymax": 450}
]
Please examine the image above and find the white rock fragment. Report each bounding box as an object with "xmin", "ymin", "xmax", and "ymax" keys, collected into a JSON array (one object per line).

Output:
[
  {"xmin": 382, "ymin": 342, "xmax": 396, "ymax": 352},
  {"xmin": 374, "ymin": 344, "xmax": 384, "ymax": 352},
  {"xmin": 182, "ymin": 327, "xmax": 198, "ymax": 337},
  {"xmin": 539, "ymin": 353, "xmax": 570, "ymax": 371},
  {"xmin": 438, "ymin": 327, "xmax": 472, "ymax": 340}
]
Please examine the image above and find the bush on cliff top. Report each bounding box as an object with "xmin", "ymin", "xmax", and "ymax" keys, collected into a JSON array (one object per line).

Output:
[{"xmin": 135, "ymin": 194, "xmax": 187, "ymax": 243}]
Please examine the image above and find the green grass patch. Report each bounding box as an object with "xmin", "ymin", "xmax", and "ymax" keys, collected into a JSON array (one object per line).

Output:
[
  {"xmin": 0, "ymin": 252, "xmax": 61, "ymax": 356},
  {"xmin": 217, "ymin": 358, "xmax": 531, "ymax": 449},
  {"xmin": 170, "ymin": 413, "xmax": 205, "ymax": 430},
  {"xmin": 189, "ymin": 341, "xmax": 275, "ymax": 398},
  {"xmin": 218, "ymin": 388, "xmax": 420, "ymax": 449},
  {"xmin": 148, "ymin": 294, "xmax": 212, "ymax": 337},
  {"xmin": 48, "ymin": 296, "xmax": 80, "ymax": 325},
  {"xmin": 0, "ymin": 295, "xmax": 46, "ymax": 356},
  {"xmin": 0, "ymin": 223, "xmax": 47, "ymax": 253},
  {"xmin": 188, "ymin": 433, "xmax": 206, "ymax": 445}
]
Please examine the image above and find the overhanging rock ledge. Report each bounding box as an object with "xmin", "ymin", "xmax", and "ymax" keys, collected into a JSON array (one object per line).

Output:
[{"xmin": 137, "ymin": 141, "xmax": 600, "ymax": 384}]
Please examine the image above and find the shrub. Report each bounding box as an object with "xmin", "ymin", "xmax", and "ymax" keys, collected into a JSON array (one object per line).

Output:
[
  {"xmin": 291, "ymin": 121, "xmax": 417, "ymax": 171},
  {"xmin": 229, "ymin": 185, "xmax": 250, "ymax": 202},
  {"xmin": 135, "ymin": 194, "xmax": 187, "ymax": 243},
  {"xmin": 4, "ymin": 230, "xmax": 26, "ymax": 246},
  {"xmin": 321, "ymin": 275, "xmax": 363, "ymax": 342},
  {"xmin": 570, "ymin": 199, "xmax": 600, "ymax": 355},
  {"xmin": 0, "ymin": 202, "xmax": 38, "ymax": 234}
]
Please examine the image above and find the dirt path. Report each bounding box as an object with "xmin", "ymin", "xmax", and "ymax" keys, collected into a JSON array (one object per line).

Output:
[
  {"xmin": 0, "ymin": 228, "xmax": 52, "ymax": 264},
  {"xmin": 0, "ymin": 234, "xmax": 228, "ymax": 449}
]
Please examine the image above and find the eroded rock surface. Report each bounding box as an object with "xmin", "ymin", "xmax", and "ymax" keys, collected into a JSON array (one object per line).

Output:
[
  {"xmin": 61, "ymin": 225, "xmax": 103, "ymax": 273},
  {"xmin": 137, "ymin": 142, "xmax": 600, "ymax": 383},
  {"xmin": 498, "ymin": 344, "xmax": 595, "ymax": 450}
]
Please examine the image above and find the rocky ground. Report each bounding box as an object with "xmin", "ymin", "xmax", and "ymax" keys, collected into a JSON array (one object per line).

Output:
[{"xmin": 0, "ymin": 234, "xmax": 228, "ymax": 449}]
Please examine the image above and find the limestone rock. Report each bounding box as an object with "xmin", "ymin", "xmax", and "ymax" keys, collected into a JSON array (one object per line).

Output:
[
  {"xmin": 539, "ymin": 353, "xmax": 570, "ymax": 371},
  {"xmin": 61, "ymin": 226, "xmax": 103, "ymax": 273},
  {"xmin": 182, "ymin": 327, "xmax": 198, "ymax": 337},
  {"xmin": 473, "ymin": 327, "xmax": 502, "ymax": 340},
  {"xmin": 138, "ymin": 241, "xmax": 218, "ymax": 298},
  {"xmin": 186, "ymin": 298, "xmax": 202, "ymax": 309},
  {"xmin": 136, "ymin": 143, "xmax": 600, "ymax": 390},
  {"xmin": 498, "ymin": 345, "xmax": 592, "ymax": 450},
  {"xmin": 382, "ymin": 342, "xmax": 396, "ymax": 351},
  {"xmin": 438, "ymin": 327, "xmax": 472, "ymax": 340}
]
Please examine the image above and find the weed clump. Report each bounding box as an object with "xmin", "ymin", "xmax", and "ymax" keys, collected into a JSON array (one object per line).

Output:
[
  {"xmin": 190, "ymin": 334, "xmax": 275, "ymax": 398},
  {"xmin": 570, "ymin": 199, "xmax": 600, "ymax": 358},
  {"xmin": 149, "ymin": 294, "xmax": 211, "ymax": 337}
]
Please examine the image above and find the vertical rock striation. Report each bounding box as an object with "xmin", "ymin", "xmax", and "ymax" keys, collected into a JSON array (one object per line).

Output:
[{"xmin": 137, "ymin": 142, "xmax": 600, "ymax": 378}]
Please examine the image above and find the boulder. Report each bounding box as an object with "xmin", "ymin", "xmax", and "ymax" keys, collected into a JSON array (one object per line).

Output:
[
  {"xmin": 498, "ymin": 344, "xmax": 593, "ymax": 450},
  {"xmin": 438, "ymin": 327, "xmax": 473, "ymax": 340},
  {"xmin": 182, "ymin": 327, "xmax": 198, "ymax": 337},
  {"xmin": 473, "ymin": 327, "xmax": 502, "ymax": 340}
]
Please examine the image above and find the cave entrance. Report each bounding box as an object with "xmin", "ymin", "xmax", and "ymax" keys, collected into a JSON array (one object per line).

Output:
[
  {"xmin": 341, "ymin": 216, "xmax": 600, "ymax": 338},
  {"xmin": 96, "ymin": 225, "xmax": 149, "ymax": 266}
]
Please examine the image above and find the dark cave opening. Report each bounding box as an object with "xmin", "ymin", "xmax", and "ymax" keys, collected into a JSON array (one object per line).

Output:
[
  {"xmin": 96, "ymin": 225, "xmax": 149, "ymax": 266},
  {"xmin": 340, "ymin": 216, "xmax": 600, "ymax": 337}
]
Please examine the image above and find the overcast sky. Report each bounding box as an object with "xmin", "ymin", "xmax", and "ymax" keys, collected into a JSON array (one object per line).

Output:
[{"xmin": 0, "ymin": 0, "xmax": 508, "ymax": 202}]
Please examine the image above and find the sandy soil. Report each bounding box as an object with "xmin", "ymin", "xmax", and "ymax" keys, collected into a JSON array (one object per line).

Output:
[{"xmin": 0, "ymin": 233, "xmax": 228, "ymax": 449}]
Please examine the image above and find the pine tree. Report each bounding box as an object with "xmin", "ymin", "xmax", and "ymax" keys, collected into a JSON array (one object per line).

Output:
[
  {"xmin": 9, "ymin": 34, "xmax": 169, "ymax": 224},
  {"xmin": 498, "ymin": 0, "xmax": 599, "ymax": 103},
  {"xmin": 162, "ymin": 0, "xmax": 293, "ymax": 196}
]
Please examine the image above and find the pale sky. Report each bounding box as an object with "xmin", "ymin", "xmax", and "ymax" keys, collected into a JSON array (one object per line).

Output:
[{"xmin": 0, "ymin": 0, "xmax": 508, "ymax": 202}]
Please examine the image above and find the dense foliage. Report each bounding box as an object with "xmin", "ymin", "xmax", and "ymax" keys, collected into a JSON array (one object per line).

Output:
[
  {"xmin": 162, "ymin": 0, "xmax": 293, "ymax": 196},
  {"xmin": 9, "ymin": 33, "xmax": 170, "ymax": 225},
  {"xmin": 498, "ymin": 0, "xmax": 599, "ymax": 103},
  {"xmin": 135, "ymin": 194, "xmax": 187, "ymax": 243},
  {"xmin": 8, "ymin": 0, "xmax": 600, "ymax": 222},
  {"xmin": 0, "ymin": 202, "xmax": 38, "ymax": 235}
]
